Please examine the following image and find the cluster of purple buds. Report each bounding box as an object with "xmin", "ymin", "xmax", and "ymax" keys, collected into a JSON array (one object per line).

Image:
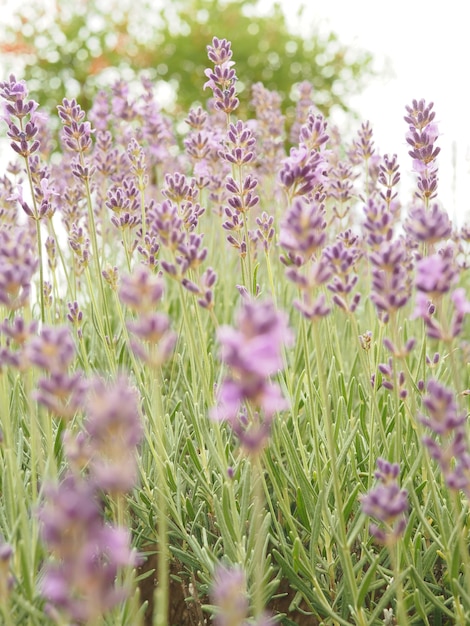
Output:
[
  {"xmin": 404, "ymin": 99, "xmax": 440, "ymax": 203},
  {"xmin": 280, "ymin": 109, "xmax": 329, "ymax": 201},
  {"xmin": 324, "ymin": 232, "xmax": 362, "ymax": 313},
  {"xmin": 362, "ymin": 196, "xmax": 397, "ymax": 247},
  {"xmin": 0, "ymin": 536, "xmax": 14, "ymax": 602},
  {"xmin": 211, "ymin": 299, "xmax": 292, "ymax": 454},
  {"xmin": 38, "ymin": 473, "xmax": 139, "ymax": 624},
  {"xmin": 279, "ymin": 144, "xmax": 326, "ymax": 201},
  {"xmin": 57, "ymin": 98, "xmax": 95, "ymax": 182},
  {"xmin": 37, "ymin": 372, "xmax": 143, "ymax": 624},
  {"xmin": 351, "ymin": 121, "xmax": 381, "ymax": 196},
  {"xmin": 280, "ymin": 195, "xmax": 327, "ymax": 265},
  {"xmin": 327, "ymin": 160, "xmax": 357, "ymax": 221},
  {"xmin": 353, "ymin": 120, "xmax": 375, "ymax": 164},
  {"xmin": 289, "ymin": 81, "xmax": 315, "ymax": 144},
  {"xmin": 220, "ymin": 121, "xmax": 259, "ymax": 259},
  {"xmin": 360, "ymin": 458, "xmax": 408, "ymax": 544},
  {"xmin": 204, "ymin": 37, "xmax": 239, "ymax": 116},
  {"xmin": 415, "ymin": 247, "xmax": 457, "ymax": 295},
  {"xmin": 119, "ymin": 264, "xmax": 176, "ymax": 367},
  {"xmin": 250, "ymin": 82, "xmax": 285, "ymax": 176},
  {"xmin": 404, "ymin": 203, "xmax": 452, "ymax": 247},
  {"xmin": 419, "ymin": 379, "xmax": 470, "ymax": 497},
  {"xmin": 0, "ymin": 226, "xmax": 38, "ymax": 311},
  {"xmin": 376, "ymin": 357, "xmax": 408, "ymax": 399},
  {"xmin": 0, "ymin": 74, "xmax": 40, "ymax": 160},
  {"xmin": 80, "ymin": 375, "xmax": 143, "ymax": 493},
  {"xmin": 24, "ymin": 325, "xmax": 87, "ymax": 421},
  {"xmin": 68, "ymin": 222, "xmax": 91, "ymax": 271},
  {"xmin": 148, "ymin": 197, "xmax": 216, "ymax": 306},
  {"xmin": 162, "ymin": 171, "xmax": 205, "ymax": 232},
  {"xmin": 210, "ymin": 564, "xmax": 274, "ymax": 626},
  {"xmin": 414, "ymin": 285, "xmax": 470, "ymax": 341},
  {"xmin": 377, "ymin": 153, "xmax": 401, "ymax": 212},
  {"xmin": 253, "ymin": 212, "xmax": 275, "ymax": 254},
  {"xmin": 0, "ymin": 316, "xmax": 38, "ymax": 371},
  {"xmin": 369, "ymin": 238, "xmax": 413, "ymax": 323}
]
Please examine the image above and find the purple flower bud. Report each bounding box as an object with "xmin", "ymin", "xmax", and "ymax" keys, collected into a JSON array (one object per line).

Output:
[
  {"xmin": 38, "ymin": 473, "xmax": 138, "ymax": 623},
  {"xmin": 26, "ymin": 325, "xmax": 76, "ymax": 374},
  {"xmin": 210, "ymin": 565, "xmax": 248, "ymax": 626},
  {"xmin": 360, "ymin": 458, "xmax": 408, "ymax": 544}
]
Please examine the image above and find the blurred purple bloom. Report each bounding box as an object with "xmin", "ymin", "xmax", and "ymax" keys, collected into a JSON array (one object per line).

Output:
[
  {"xmin": 415, "ymin": 252, "xmax": 457, "ymax": 295},
  {"xmin": 404, "ymin": 203, "xmax": 452, "ymax": 245},
  {"xmin": 0, "ymin": 536, "xmax": 14, "ymax": 601},
  {"xmin": 204, "ymin": 37, "xmax": 239, "ymax": 115},
  {"xmin": 360, "ymin": 458, "xmax": 408, "ymax": 544},
  {"xmin": 404, "ymin": 99, "xmax": 440, "ymax": 202},
  {"xmin": 26, "ymin": 325, "xmax": 76, "ymax": 374},
  {"xmin": 38, "ymin": 473, "xmax": 138, "ymax": 624},
  {"xmin": 84, "ymin": 375, "xmax": 143, "ymax": 493},
  {"xmin": 211, "ymin": 299, "xmax": 292, "ymax": 453},
  {"xmin": 420, "ymin": 379, "xmax": 470, "ymax": 496},
  {"xmin": 280, "ymin": 195, "xmax": 326, "ymax": 262},
  {"xmin": 210, "ymin": 565, "xmax": 249, "ymax": 626}
]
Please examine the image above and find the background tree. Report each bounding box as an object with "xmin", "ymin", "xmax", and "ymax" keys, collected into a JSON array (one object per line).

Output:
[{"xmin": 0, "ymin": 0, "xmax": 375, "ymax": 125}]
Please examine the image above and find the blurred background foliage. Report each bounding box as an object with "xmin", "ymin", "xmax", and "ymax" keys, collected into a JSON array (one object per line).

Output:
[{"xmin": 0, "ymin": 0, "xmax": 375, "ymax": 126}]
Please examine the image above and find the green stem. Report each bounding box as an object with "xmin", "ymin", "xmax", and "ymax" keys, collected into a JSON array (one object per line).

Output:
[
  {"xmin": 251, "ymin": 454, "xmax": 266, "ymax": 619},
  {"xmin": 311, "ymin": 319, "xmax": 364, "ymax": 623}
]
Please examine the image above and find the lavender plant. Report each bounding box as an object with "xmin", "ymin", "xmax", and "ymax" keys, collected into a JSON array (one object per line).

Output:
[{"xmin": 1, "ymin": 36, "xmax": 470, "ymax": 626}]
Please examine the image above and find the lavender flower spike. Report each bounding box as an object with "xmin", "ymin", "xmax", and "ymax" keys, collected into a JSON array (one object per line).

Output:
[
  {"xmin": 38, "ymin": 473, "xmax": 138, "ymax": 624},
  {"xmin": 210, "ymin": 564, "xmax": 249, "ymax": 626},
  {"xmin": 360, "ymin": 458, "xmax": 408, "ymax": 544},
  {"xmin": 211, "ymin": 299, "xmax": 293, "ymax": 453}
]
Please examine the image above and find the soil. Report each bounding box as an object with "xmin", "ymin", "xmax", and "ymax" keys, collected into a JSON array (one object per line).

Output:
[{"xmin": 138, "ymin": 550, "xmax": 319, "ymax": 626}]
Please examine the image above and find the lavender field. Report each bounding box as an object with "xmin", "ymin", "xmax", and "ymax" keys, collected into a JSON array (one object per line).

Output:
[{"xmin": 1, "ymin": 35, "xmax": 470, "ymax": 626}]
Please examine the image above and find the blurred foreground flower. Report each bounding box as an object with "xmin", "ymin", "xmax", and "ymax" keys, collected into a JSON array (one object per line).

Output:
[
  {"xmin": 360, "ymin": 458, "xmax": 408, "ymax": 544},
  {"xmin": 210, "ymin": 564, "xmax": 274, "ymax": 626},
  {"xmin": 38, "ymin": 473, "xmax": 138, "ymax": 624},
  {"xmin": 420, "ymin": 379, "xmax": 470, "ymax": 496},
  {"xmin": 211, "ymin": 299, "xmax": 292, "ymax": 454}
]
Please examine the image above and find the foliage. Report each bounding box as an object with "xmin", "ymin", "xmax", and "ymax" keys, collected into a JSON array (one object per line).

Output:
[
  {"xmin": 1, "ymin": 34, "xmax": 470, "ymax": 626},
  {"xmin": 0, "ymin": 0, "xmax": 375, "ymax": 122}
]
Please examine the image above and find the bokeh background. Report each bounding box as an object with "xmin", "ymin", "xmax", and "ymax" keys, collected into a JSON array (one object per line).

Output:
[{"xmin": 1, "ymin": 0, "xmax": 469, "ymax": 223}]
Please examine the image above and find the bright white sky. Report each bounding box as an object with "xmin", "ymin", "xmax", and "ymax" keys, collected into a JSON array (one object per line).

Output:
[
  {"xmin": 1, "ymin": 0, "xmax": 469, "ymax": 223},
  {"xmin": 273, "ymin": 0, "xmax": 470, "ymax": 223}
]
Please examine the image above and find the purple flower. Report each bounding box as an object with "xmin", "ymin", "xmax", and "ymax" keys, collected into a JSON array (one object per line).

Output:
[
  {"xmin": 0, "ymin": 226, "xmax": 38, "ymax": 310},
  {"xmin": 360, "ymin": 458, "xmax": 408, "ymax": 544},
  {"xmin": 419, "ymin": 379, "xmax": 470, "ymax": 496},
  {"xmin": 211, "ymin": 299, "xmax": 292, "ymax": 453},
  {"xmin": 38, "ymin": 473, "xmax": 138, "ymax": 624},
  {"xmin": 404, "ymin": 203, "xmax": 452, "ymax": 245},
  {"xmin": 204, "ymin": 37, "xmax": 239, "ymax": 115},
  {"xmin": 33, "ymin": 371, "xmax": 87, "ymax": 420},
  {"xmin": 0, "ymin": 536, "xmax": 14, "ymax": 601},
  {"xmin": 210, "ymin": 565, "xmax": 249, "ymax": 626},
  {"xmin": 404, "ymin": 99, "xmax": 440, "ymax": 202},
  {"xmin": 26, "ymin": 325, "xmax": 76, "ymax": 374},
  {"xmin": 119, "ymin": 264, "xmax": 165, "ymax": 313},
  {"xmin": 415, "ymin": 252, "xmax": 457, "ymax": 295},
  {"xmin": 217, "ymin": 300, "xmax": 291, "ymax": 379},
  {"xmin": 83, "ymin": 375, "xmax": 143, "ymax": 493},
  {"xmin": 420, "ymin": 379, "xmax": 465, "ymax": 436},
  {"xmin": 0, "ymin": 74, "xmax": 41, "ymax": 159},
  {"xmin": 279, "ymin": 195, "xmax": 327, "ymax": 262},
  {"xmin": 279, "ymin": 146, "xmax": 326, "ymax": 198}
]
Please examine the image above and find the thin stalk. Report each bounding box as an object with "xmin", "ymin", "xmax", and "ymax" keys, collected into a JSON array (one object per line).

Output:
[
  {"xmin": 251, "ymin": 454, "xmax": 266, "ymax": 619},
  {"xmin": 23, "ymin": 154, "xmax": 45, "ymax": 323},
  {"xmin": 311, "ymin": 319, "xmax": 366, "ymax": 625},
  {"xmin": 299, "ymin": 315, "xmax": 321, "ymax": 479},
  {"xmin": 150, "ymin": 368, "xmax": 169, "ymax": 626}
]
